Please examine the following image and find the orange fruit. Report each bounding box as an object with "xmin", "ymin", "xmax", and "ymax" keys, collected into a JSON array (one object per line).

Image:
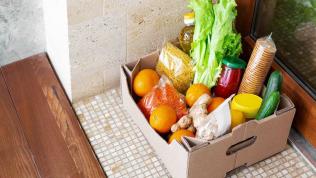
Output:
[
  {"xmin": 207, "ymin": 97, "xmax": 225, "ymax": 113},
  {"xmin": 133, "ymin": 69, "xmax": 160, "ymax": 97},
  {"xmin": 149, "ymin": 105, "xmax": 177, "ymax": 134},
  {"xmin": 168, "ymin": 129, "xmax": 195, "ymax": 144},
  {"xmin": 185, "ymin": 84, "xmax": 211, "ymax": 107},
  {"xmin": 231, "ymin": 109, "xmax": 245, "ymax": 129}
]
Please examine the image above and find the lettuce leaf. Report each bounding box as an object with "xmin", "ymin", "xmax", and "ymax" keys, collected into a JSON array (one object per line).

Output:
[{"xmin": 190, "ymin": 0, "xmax": 242, "ymax": 88}]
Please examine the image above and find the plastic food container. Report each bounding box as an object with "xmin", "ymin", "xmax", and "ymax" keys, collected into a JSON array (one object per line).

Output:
[
  {"xmin": 231, "ymin": 93, "xmax": 262, "ymax": 118},
  {"xmin": 214, "ymin": 57, "xmax": 246, "ymax": 98}
]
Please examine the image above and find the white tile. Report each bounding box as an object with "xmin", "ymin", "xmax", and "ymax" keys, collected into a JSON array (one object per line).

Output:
[{"xmin": 73, "ymin": 88, "xmax": 316, "ymax": 178}]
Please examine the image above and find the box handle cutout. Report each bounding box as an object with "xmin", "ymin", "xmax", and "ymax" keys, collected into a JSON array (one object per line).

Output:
[{"xmin": 226, "ymin": 136, "xmax": 257, "ymax": 155}]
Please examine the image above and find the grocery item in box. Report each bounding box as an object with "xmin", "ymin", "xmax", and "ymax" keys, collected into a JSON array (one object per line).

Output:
[
  {"xmin": 195, "ymin": 94, "xmax": 233, "ymax": 141},
  {"xmin": 138, "ymin": 75, "xmax": 188, "ymax": 119},
  {"xmin": 156, "ymin": 42, "xmax": 194, "ymax": 94},
  {"xmin": 190, "ymin": 0, "xmax": 242, "ymax": 88},
  {"xmin": 133, "ymin": 69, "xmax": 160, "ymax": 97},
  {"xmin": 179, "ymin": 12, "xmax": 195, "ymax": 54},
  {"xmin": 214, "ymin": 57, "xmax": 246, "ymax": 98},
  {"xmin": 256, "ymin": 91, "xmax": 281, "ymax": 120},
  {"xmin": 262, "ymin": 70, "xmax": 283, "ymax": 102},
  {"xmin": 231, "ymin": 93, "xmax": 262, "ymax": 119},
  {"xmin": 238, "ymin": 34, "xmax": 277, "ymax": 95}
]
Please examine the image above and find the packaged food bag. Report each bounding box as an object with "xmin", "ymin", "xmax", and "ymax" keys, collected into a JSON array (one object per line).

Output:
[
  {"xmin": 238, "ymin": 34, "xmax": 277, "ymax": 95},
  {"xmin": 138, "ymin": 75, "xmax": 188, "ymax": 119},
  {"xmin": 156, "ymin": 42, "xmax": 194, "ymax": 93}
]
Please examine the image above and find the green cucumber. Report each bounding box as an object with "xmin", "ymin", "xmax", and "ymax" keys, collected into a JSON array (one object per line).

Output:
[
  {"xmin": 263, "ymin": 71, "xmax": 283, "ymax": 102},
  {"xmin": 256, "ymin": 91, "xmax": 280, "ymax": 120}
]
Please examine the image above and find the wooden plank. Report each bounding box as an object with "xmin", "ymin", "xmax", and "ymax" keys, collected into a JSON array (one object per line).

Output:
[
  {"xmin": 31, "ymin": 54, "xmax": 107, "ymax": 178},
  {"xmin": 0, "ymin": 71, "xmax": 40, "ymax": 178},
  {"xmin": 272, "ymin": 64, "xmax": 316, "ymax": 147},
  {"xmin": 2, "ymin": 53, "xmax": 106, "ymax": 178},
  {"xmin": 244, "ymin": 36, "xmax": 316, "ymax": 147}
]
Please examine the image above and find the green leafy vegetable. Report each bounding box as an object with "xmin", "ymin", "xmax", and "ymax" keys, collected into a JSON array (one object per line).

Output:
[{"xmin": 189, "ymin": 0, "xmax": 242, "ymax": 88}]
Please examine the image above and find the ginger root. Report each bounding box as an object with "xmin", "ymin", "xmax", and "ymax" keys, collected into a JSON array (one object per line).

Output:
[
  {"xmin": 189, "ymin": 94, "xmax": 212, "ymax": 128},
  {"xmin": 187, "ymin": 125, "xmax": 196, "ymax": 133},
  {"xmin": 178, "ymin": 115, "xmax": 192, "ymax": 128},
  {"xmin": 171, "ymin": 115, "xmax": 193, "ymax": 133},
  {"xmin": 170, "ymin": 94, "xmax": 211, "ymax": 134},
  {"xmin": 171, "ymin": 123, "xmax": 180, "ymax": 133}
]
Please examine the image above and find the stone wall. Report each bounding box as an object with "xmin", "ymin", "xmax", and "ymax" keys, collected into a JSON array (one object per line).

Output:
[
  {"xmin": 0, "ymin": 0, "xmax": 46, "ymax": 66},
  {"xmin": 68, "ymin": 0, "xmax": 189, "ymax": 101}
]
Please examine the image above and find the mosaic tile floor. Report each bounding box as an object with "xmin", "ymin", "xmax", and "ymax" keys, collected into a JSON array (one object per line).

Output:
[{"xmin": 73, "ymin": 88, "xmax": 316, "ymax": 178}]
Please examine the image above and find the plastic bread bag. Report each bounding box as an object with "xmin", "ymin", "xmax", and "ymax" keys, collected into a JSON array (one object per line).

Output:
[
  {"xmin": 195, "ymin": 95, "xmax": 234, "ymax": 141},
  {"xmin": 155, "ymin": 42, "xmax": 194, "ymax": 94},
  {"xmin": 138, "ymin": 75, "xmax": 188, "ymax": 119}
]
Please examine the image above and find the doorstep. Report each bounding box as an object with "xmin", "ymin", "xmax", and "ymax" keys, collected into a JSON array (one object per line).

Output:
[
  {"xmin": 73, "ymin": 88, "xmax": 316, "ymax": 178},
  {"xmin": 0, "ymin": 53, "xmax": 105, "ymax": 178}
]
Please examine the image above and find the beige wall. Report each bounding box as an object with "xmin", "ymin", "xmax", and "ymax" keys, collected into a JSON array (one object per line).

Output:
[{"xmin": 68, "ymin": 0, "xmax": 188, "ymax": 101}]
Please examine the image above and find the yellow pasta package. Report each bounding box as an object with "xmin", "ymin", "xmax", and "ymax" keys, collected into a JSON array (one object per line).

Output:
[{"xmin": 156, "ymin": 42, "xmax": 194, "ymax": 93}]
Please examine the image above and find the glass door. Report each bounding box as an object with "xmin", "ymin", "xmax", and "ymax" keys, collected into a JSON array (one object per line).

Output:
[{"xmin": 251, "ymin": 0, "xmax": 316, "ymax": 99}]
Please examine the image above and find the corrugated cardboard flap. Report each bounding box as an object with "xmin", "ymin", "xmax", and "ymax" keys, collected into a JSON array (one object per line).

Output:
[
  {"xmin": 234, "ymin": 94, "xmax": 296, "ymax": 168},
  {"xmin": 187, "ymin": 117, "xmax": 247, "ymax": 178},
  {"xmin": 121, "ymin": 54, "xmax": 189, "ymax": 178}
]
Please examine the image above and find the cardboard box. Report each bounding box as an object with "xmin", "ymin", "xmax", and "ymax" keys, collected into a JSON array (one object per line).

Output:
[{"xmin": 120, "ymin": 51, "xmax": 296, "ymax": 178}]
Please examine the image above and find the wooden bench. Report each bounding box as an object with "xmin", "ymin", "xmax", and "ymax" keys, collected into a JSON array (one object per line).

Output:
[{"xmin": 0, "ymin": 53, "xmax": 106, "ymax": 178}]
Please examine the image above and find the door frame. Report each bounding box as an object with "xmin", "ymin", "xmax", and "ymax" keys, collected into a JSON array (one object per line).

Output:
[{"xmin": 236, "ymin": 0, "xmax": 316, "ymax": 147}]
